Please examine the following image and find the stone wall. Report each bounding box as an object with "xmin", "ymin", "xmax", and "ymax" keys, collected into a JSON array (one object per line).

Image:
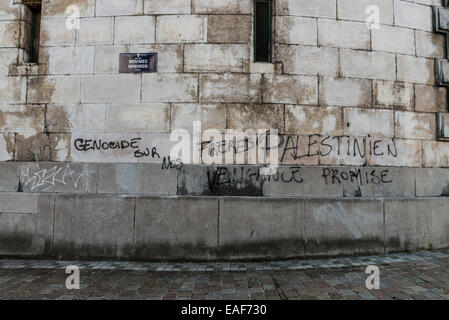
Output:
[
  {"xmin": 1, "ymin": 0, "xmax": 449, "ymax": 260},
  {"xmin": 0, "ymin": 0, "xmax": 447, "ymax": 167},
  {"xmin": 1, "ymin": 162, "xmax": 449, "ymax": 260}
]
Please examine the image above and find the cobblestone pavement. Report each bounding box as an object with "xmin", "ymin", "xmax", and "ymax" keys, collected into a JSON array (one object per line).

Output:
[{"xmin": 0, "ymin": 249, "xmax": 448, "ymax": 300}]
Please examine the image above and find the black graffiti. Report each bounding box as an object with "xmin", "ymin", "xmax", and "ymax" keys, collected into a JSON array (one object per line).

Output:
[
  {"xmin": 201, "ymin": 134, "xmax": 399, "ymax": 164},
  {"xmin": 74, "ymin": 138, "xmax": 142, "ymax": 151},
  {"xmin": 207, "ymin": 166, "xmax": 304, "ymax": 190},
  {"xmin": 161, "ymin": 156, "xmax": 183, "ymax": 171},
  {"xmin": 134, "ymin": 147, "xmax": 160, "ymax": 159},
  {"xmin": 322, "ymin": 168, "xmax": 393, "ymax": 185}
]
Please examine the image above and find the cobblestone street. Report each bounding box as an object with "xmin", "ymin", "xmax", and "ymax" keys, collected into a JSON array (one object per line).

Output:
[{"xmin": 0, "ymin": 250, "xmax": 448, "ymax": 300}]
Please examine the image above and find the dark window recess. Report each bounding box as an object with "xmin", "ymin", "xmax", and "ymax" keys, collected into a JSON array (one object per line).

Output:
[
  {"xmin": 27, "ymin": 2, "xmax": 42, "ymax": 63},
  {"xmin": 254, "ymin": 0, "xmax": 272, "ymax": 62}
]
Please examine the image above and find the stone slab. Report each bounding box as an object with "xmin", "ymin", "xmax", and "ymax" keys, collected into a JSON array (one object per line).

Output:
[
  {"xmin": 135, "ymin": 197, "xmax": 218, "ymax": 259},
  {"xmin": 0, "ymin": 193, "xmax": 38, "ymax": 214},
  {"xmin": 19, "ymin": 163, "xmax": 97, "ymax": 193},
  {"xmin": 219, "ymin": 198, "xmax": 306, "ymax": 259},
  {"xmin": 305, "ymin": 199, "xmax": 384, "ymax": 256},
  {"xmin": 178, "ymin": 165, "xmax": 264, "ymax": 196},
  {"xmin": 385, "ymin": 199, "xmax": 431, "ymax": 252},
  {"xmin": 0, "ymin": 162, "xmax": 19, "ymax": 192},
  {"xmin": 53, "ymin": 195, "xmax": 135, "ymax": 258},
  {"xmin": 97, "ymin": 163, "xmax": 177, "ymax": 195}
]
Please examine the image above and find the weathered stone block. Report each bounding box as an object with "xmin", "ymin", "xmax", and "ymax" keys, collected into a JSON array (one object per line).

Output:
[
  {"xmin": 219, "ymin": 197, "xmax": 306, "ymax": 259},
  {"xmin": 27, "ymin": 76, "xmax": 80, "ymax": 104},
  {"xmin": 81, "ymin": 75, "xmax": 141, "ymax": 104},
  {"xmin": 77, "ymin": 17, "xmax": 113, "ymax": 46},
  {"xmin": 263, "ymin": 167, "xmax": 343, "ymax": 197},
  {"xmin": 422, "ymin": 141, "xmax": 449, "ymax": 167},
  {"xmin": 263, "ymin": 74, "xmax": 318, "ymax": 105},
  {"xmin": 305, "ymin": 199, "xmax": 384, "ymax": 256},
  {"xmin": 385, "ymin": 199, "xmax": 431, "ymax": 252},
  {"xmin": 19, "ymin": 163, "xmax": 97, "ymax": 193},
  {"xmin": 395, "ymin": 111, "xmax": 436, "ymax": 140},
  {"xmin": 0, "ymin": 105, "xmax": 45, "ymax": 134},
  {"xmin": 192, "ymin": 0, "xmax": 251, "ymax": 14},
  {"xmin": 415, "ymin": 30, "xmax": 445, "ymax": 58},
  {"xmin": 135, "ymin": 197, "xmax": 218, "ymax": 259},
  {"xmin": 36, "ymin": 194, "xmax": 55, "ymax": 254},
  {"xmin": 319, "ymin": 77, "xmax": 372, "ymax": 107},
  {"xmin": 344, "ymin": 108, "xmax": 394, "ymax": 138},
  {"xmin": 285, "ymin": 105, "xmax": 343, "ymax": 135},
  {"xmin": 341, "ymin": 167, "xmax": 415, "ymax": 197},
  {"xmin": 0, "ymin": 48, "xmax": 18, "ymax": 75},
  {"xmin": 96, "ymin": 0, "xmax": 143, "ymax": 16},
  {"xmin": 0, "ymin": 212, "xmax": 43, "ymax": 256},
  {"xmin": 275, "ymin": 45, "xmax": 338, "ymax": 76},
  {"xmin": 277, "ymin": 0, "xmax": 336, "ymax": 18},
  {"xmin": 144, "ymin": 0, "xmax": 191, "ymax": 14},
  {"xmin": 368, "ymin": 138, "xmax": 422, "ymax": 167},
  {"xmin": 14, "ymin": 133, "xmax": 51, "ymax": 162},
  {"xmin": 416, "ymin": 168, "xmax": 449, "ymax": 196},
  {"xmin": 0, "ymin": 20, "xmax": 21, "ymax": 48},
  {"xmin": 0, "ymin": 76, "xmax": 26, "ymax": 103},
  {"xmin": 156, "ymin": 15, "xmax": 207, "ymax": 43},
  {"xmin": 106, "ymin": 104, "xmax": 170, "ymax": 133},
  {"xmin": 142, "ymin": 73, "xmax": 198, "ymax": 103},
  {"xmin": 340, "ymin": 50, "xmax": 396, "ymax": 81},
  {"xmin": 207, "ymin": 15, "xmax": 251, "ymax": 43},
  {"xmin": 171, "ymin": 103, "xmax": 226, "ymax": 133},
  {"xmin": 40, "ymin": 18, "xmax": 76, "ymax": 47},
  {"xmin": 42, "ymin": 0, "xmax": 95, "ymax": 18},
  {"xmin": 114, "ymin": 16, "xmax": 155, "ymax": 45},
  {"xmin": 0, "ymin": 1, "xmax": 21, "ymax": 20},
  {"xmin": 415, "ymin": 85, "xmax": 446, "ymax": 112},
  {"xmin": 0, "ymin": 162, "xmax": 19, "ymax": 192},
  {"xmin": 227, "ymin": 104, "xmax": 284, "ymax": 131},
  {"xmin": 47, "ymin": 104, "xmax": 106, "ymax": 133},
  {"xmin": 395, "ymin": 0, "xmax": 433, "ymax": 31},
  {"xmin": 94, "ymin": 45, "xmax": 127, "ymax": 74},
  {"xmin": 199, "ymin": 73, "xmax": 262, "ymax": 103},
  {"xmin": 97, "ymin": 163, "xmax": 177, "ymax": 195},
  {"xmin": 318, "ymin": 20, "xmax": 370, "ymax": 50},
  {"xmin": 178, "ymin": 165, "xmax": 264, "ymax": 196},
  {"xmin": 44, "ymin": 46, "xmax": 94, "ymax": 75},
  {"xmin": 0, "ymin": 133, "xmax": 14, "ymax": 161},
  {"xmin": 0, "ymin": 193, "xmax": 38, "ymax": 213},
  {"xmin": 397, "ymin": 55, "xmax": 434, "ymax": 85},
  {"xmin": 49, "ymin": 133, "xmax": 72, "ymax": 162},
  {"xmin": 430, "ymin": 198, "xmax": 449, "ymax": 249},
  {"xmin": 53, "ymin": 195, "xmax": 135, "ymax": 258},
  {"xmin": 337, "ymin": 0, "xmax": 393, "ymax": 24},
  {"xmin": 373, "ymin": 80, "xmax": 414, "ymax": 110},
  {"xmin": 184, "ymin": 44, "xmax": 249, "ymax": 73},
  {"xmin": 276, "ymin": 16, "xmax": 317, "ymax": 45},
  {"xmin": 371, "ymin": 25, "xmax": 415, "ymax": 55}
]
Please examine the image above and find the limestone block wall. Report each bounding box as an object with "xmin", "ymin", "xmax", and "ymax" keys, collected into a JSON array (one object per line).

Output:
[
  {"xmin": 0, "ymin": 0, "xmax": 447, "ymax": 168},
  {"xmin": 1, "ymin": 0, "xmax": 449, "ymax": 260}
]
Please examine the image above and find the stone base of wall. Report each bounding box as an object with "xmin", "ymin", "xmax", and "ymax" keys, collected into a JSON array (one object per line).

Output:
[{"xmin": 0, "ymin": 163, "xmax": 448, "ymax": 260}]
